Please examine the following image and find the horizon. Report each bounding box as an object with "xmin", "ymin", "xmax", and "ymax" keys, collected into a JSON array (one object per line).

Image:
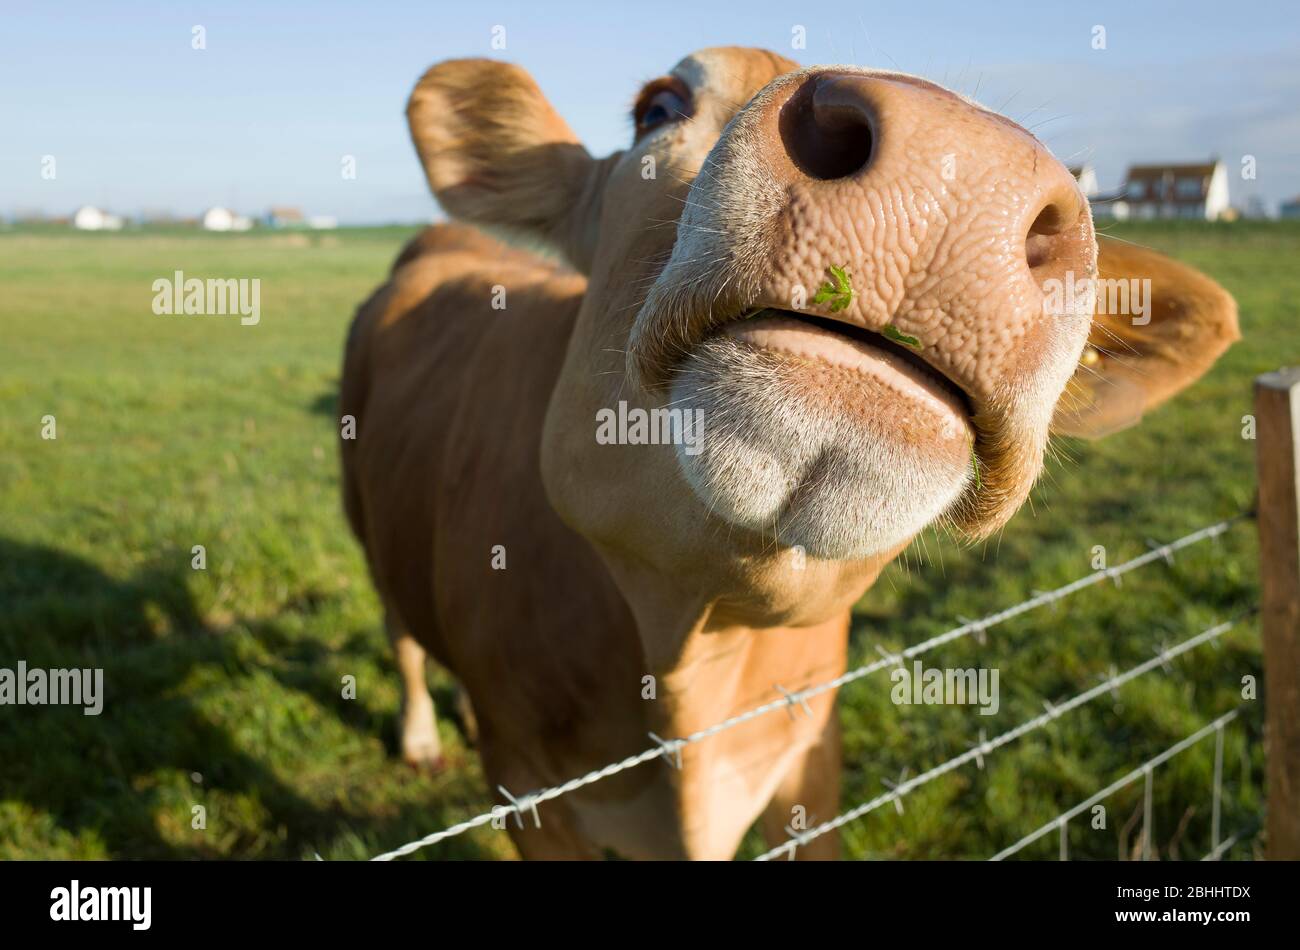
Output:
[{"xmin": 4, "ymin": 0, "xmax": 1298, "ymax": 224}]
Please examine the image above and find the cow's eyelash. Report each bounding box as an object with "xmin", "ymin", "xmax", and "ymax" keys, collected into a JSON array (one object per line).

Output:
[{"xmin": 631, "ymin": 76, "xmax": 694, "ymax": 137}]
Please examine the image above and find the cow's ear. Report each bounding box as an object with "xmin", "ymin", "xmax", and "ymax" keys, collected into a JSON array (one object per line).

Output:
[
  {"xmin": 406, "ymin": 59, "xmax": 609, "ymax": 271},
  {"xmin": 1050, "ymin": 234, "xmax": 1239, "ymax": 439}
]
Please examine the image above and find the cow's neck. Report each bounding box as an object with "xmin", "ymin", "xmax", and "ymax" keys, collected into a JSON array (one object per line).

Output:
[
  {"xmin": 594, "ymin": 541, "xmax": 898, "ymax": 674},
  {"xmin": 591, "ymin": 542, "xmax": 882, "ymax": 858}
]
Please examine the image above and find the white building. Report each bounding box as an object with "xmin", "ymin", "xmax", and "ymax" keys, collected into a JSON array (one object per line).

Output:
[
  {"xmin": 202, "ymin": 206, "xmax": 253, "ymax": 231},
  {"xmin": 1108, "ymin": 160, "xmax": 1230, "ymax": 221},
  {"xmin": 1068, "ymin": 164, "xmax": 1099, "ymax": 198},
  {"xmin": 73, "ymin": 205, "xmax": 123, "ymax": 231}
]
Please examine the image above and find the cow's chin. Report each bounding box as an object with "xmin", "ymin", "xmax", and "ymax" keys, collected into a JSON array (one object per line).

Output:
[{"xmin": 669, "ymin": 334, "xmax": 977, "ymax": 561}]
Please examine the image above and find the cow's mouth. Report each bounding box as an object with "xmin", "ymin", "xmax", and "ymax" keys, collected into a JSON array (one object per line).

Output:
[
  {"xmin": 666, "ymin": 304, "xmax": 987, "ymax": 559},
  {"xmin": 715, "ymin": 307, "xmax": 975, "ymax": 431}
]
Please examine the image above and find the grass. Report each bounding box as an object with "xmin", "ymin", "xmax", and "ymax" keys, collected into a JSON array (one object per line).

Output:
[{"xmin": 1, "ymin": 220, "xmax": 1295, "ymax": 860}]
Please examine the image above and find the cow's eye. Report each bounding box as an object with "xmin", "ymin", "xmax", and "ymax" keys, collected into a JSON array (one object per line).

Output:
[{"xmin": 634, "ymin": 79, "xmax": 692, "ymax": 138}]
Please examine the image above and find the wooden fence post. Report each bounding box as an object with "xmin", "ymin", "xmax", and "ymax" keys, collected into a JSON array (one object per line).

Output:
[{"xmin": 1255, "ymin": 367, "xmax": 1300, "ymax": 859}]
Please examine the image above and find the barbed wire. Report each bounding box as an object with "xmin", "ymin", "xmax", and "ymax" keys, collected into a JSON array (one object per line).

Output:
[
  {"xmin": 989, "ymin": 709, "xmax": 1239, "ymax": 860},
  {"xmin": 1202, "ymin": 830, "xmax": 1248, "ymax": 861},
  {"xmin": 755, "ymin": 616, "xmax": 1244, "ymax": 861},
  {"xmin": 370, "ymin": 514, "xmax": 1246, "ymax": 861}
]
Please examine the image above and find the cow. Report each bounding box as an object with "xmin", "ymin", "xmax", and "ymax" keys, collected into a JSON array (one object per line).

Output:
[{"xmin": 340, "ymin": 47, "xmax": 1238, "ymax": 860}]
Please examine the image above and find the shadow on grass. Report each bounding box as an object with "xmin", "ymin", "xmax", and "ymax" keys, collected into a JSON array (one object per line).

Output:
[
  {"xmin": 309, "ymin": 386, "xmax": 338, "ymax": 418},
  {"xmin": 0, "ymin": 536, "xmax": 497, "ymax": 860}
]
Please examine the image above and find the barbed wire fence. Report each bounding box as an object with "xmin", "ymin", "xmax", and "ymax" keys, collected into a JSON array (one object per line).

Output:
[
  {"xmin": 988, "ymin": 709, "xmax": 1240, "ymax": 862},
  {"xmin": 754, "ymin": 616, "xmax": 1251, "ymax": 860},
  {"xmin": 371, "ymin": 513, "xmax": 1256, "ymax": 862}
]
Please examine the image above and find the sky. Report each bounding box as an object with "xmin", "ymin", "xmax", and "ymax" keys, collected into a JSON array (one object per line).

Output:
[{"xmin": 3, "ymin": 0, "xmax": 1298, "ymax": 224}]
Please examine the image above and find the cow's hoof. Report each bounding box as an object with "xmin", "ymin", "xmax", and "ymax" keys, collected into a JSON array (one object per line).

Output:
[
  {"xmin": 402, "ymin": 735, "xmax": 446, "ymax": 773},
  {"xmin": 407, "ymin": 754, "xmax": 447, "ymax": 775},
  {"xmin": 400, "ymin": 702, "xmax": 444, "ymax": 772}
]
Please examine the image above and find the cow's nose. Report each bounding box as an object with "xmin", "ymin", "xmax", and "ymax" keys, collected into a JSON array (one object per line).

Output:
[
  {"xmin": 778, "ymin": 73, "xmax": 877, "ymax": 181},
  {"xmin": 777, "ymin": 71, "xmax": 1088, "ymax": 279}
]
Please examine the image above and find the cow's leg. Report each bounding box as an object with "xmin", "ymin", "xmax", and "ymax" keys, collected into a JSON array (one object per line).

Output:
[
  {"xmin": 455, "ymin": 686, "xmax": 479, "ymax": 745},
  {"xmin": 475, "ymin": 746, "xmax": 602, "ymax": 859},
  {"xmin": 759, "ymin": 712, "xmax": 842, "ymax": 860},
  {"xmin": 386, "ymin": 608, "xmax": 443, "ymax": 770},
  {"xmin": 506, "ymin": 800, "xmax": 603, "ymax": 860}
]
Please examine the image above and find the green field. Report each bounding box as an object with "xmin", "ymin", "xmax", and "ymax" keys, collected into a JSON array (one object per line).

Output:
[{"xmin": 1, "ymin": 221, "xmax": 1295, "ymax": 860}]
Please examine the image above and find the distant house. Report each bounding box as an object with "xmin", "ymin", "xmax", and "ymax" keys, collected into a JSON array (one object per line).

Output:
[
  {"xmin": 1068, "ymin": 164, "xmax": 1099, "ymax": 198},
  {"xmin": 307, "ymin": 214, "xmax": 338, "ymax": 230},
  {"xmin": 73, "ymin": 205, "xmax": 123, "ymax": 231},
  {"xmin": 202, "ymin": 206, "xmax": 253, "ymax": 231},
  {"xmin": 1239, "ymin": 195, "xmax": 1271, "ymax": 220},
  {"xmin": 139, "ymin": 209, "xmax": 202, "ymax": 227},
  {"xmin": 1108, "ymin": 160, "xmax": 1230, "ymax": 221},
  {"xmin": 265, "ymin": 206, "xmax": 305, "ymax": 228},
  {"xmin": 1280, "ymin": 196, "xmax": 1300, "ymax": 220}
]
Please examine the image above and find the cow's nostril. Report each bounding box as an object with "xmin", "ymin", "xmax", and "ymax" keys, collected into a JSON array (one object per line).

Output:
[
  {"xmin": 1025, "ymin": 191, "xmax": 1084, "ymax": 272},
  {"xmin": 780, "ymin": 76, "xmax": 874, "ymax": 181},
  {"xmin": 1029, "ymin": 203, "xmax": 1067, "ymax": 236},
  {"xmin": 1025, "ymin": 233, "xmax": 1053, "ymax": 270}
]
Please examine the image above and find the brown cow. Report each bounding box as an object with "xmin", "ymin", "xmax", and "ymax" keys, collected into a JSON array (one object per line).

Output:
[{"xmin": 340, "ymin": 48, "xmax": 1238, "ymax": 859}]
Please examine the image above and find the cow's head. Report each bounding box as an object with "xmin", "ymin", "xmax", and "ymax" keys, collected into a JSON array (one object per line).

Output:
[{"xmin": 407, "ymin": 48, "xmax": 1237, "ymax": 630}]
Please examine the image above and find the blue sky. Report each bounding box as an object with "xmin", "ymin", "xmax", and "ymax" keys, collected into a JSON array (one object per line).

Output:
[{"xmin": 3, "ymin": 0, "xmax": 1297, "ymax": 223}]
